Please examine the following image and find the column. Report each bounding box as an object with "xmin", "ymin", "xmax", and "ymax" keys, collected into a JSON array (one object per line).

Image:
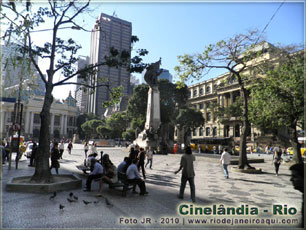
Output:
[
  {"xmin": 64, "ymin": 115, "xmax": 68, "ymax": 135},
  {"xmin": 230, "ymin": 92, "xmax": 233, "ymax": 105},
  {"xmin": 60, "ymin": 115, "xmax": 65, "ymax": 136},
  {"xmin": 204, "ymin": 102, "xmax": 207, "ymax": 121},
  {"xmin": 29, "ymin": 112, "xmax": 34, "ymax": 135},
  {"xmin": 50, "ymin": 113, "xmax": 55, "ymax": 135},
  {"xmin": 24, "ymin": 110, "xmax": 30, "ymax": 134}
]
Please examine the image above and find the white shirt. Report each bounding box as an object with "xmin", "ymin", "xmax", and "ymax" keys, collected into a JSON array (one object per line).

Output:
[
  {"xmin": 126, "ymin": 163, "xmax": 141, "ymax": 179},
  {"xmin": 146, "ymin": 150, "xmax": 153, "ymax": 160},
  {"xmin": 220, "ymin": 151, "xmax": 231, "ymax": 165},
  {"xmin": 59, "ymin": 143, "xmax": 64, "ymax": 150}
]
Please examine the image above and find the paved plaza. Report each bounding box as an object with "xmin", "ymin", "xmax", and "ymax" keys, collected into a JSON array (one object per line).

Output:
[{"xmin": 1, "ymin": 144, "xmax": 303, "ymax": 229}]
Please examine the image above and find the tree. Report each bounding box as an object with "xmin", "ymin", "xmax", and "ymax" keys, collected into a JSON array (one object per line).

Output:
[
  {"xmin": 176, "ymin": 107, "xmax": 204, "ymax": 146},
  {"xmin": 104, "ymin": 112, "xmax": 128, "ymax": 139},
  {"xmin": 1, "ymin": 1, "xmax": 147, "ymax": 182},
  {"xmin": 175, "ymin": 30, "xmax": 265, "ymax": 169},
  {"xmin": 122, "ymin": 129, "xmax": 135, "ymax": 141},
  {"xmin": 249, "ymin": 47, "xmax": 304, "ymax": 164},
  {"xmin": 81, "ymin": 119, "xmax": 104, "ymax": 139}
]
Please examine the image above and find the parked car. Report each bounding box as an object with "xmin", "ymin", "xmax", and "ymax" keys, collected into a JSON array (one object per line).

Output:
[
  {"xmin": 24, "ymin": 143, "xmax": 34, "ymax": 158},
  {"xmin": 287, "ymin": 147, "xmax": 305, "ymax": 156}
]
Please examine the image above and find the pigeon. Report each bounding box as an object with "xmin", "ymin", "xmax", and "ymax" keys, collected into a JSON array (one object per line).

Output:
[
  {"xmin": 83, "ymin": 200, "xmax": 92, "ymax": 205},
  {"xmin": 67, "ymin": 198, "xmax": 76, "ymax": 203},
  {"xmin": 49, "ymin": 191, "xmax": 57, "ymax": 200},
  {"xmin": 105, "ymin": 197, "xmax": 113, "ymax": 207},
  {"xmin": 73, "ymin": 195, "xmax": 78, "ymax": 201},
  {"xmin": 69, "ymin": 192, "xmax": 73, "ymax": 198},
  {"xmin": 94, "ymin": 200, "xmax": 100, "ymax": 204},
  {"xmin": 59, "ymin": 204, "xmax": 65, "ymax": 210}
]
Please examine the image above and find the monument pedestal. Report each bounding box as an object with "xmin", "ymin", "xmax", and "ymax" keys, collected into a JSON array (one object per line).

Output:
[{"xmin": 134, "ymin": 86, "xmax": 161, "ymax": 148}]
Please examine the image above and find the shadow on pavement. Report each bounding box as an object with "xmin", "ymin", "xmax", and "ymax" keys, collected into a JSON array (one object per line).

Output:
[
  {"xmin": 232, "ymin": 178, "xmax": 280, "ymax": 185},
  {"xmin": 145, "ymin": 174, "xmax": 179, "ymax": 188}
]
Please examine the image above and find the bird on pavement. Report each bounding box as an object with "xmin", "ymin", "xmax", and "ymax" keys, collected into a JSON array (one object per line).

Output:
[
  {"xmin": 49, "ymin": 191, "xmax": 57, "ymax": 200},
  {"xmin": 69, "ymin": 192, "xmax": 73, "ymax": 198},
  {"xmin": 83, "ymin": 200, "xmax": 92, "ymax": 205},
  {"xmin": 73, "ymin": 195, "xmax": 78, "ymax": 201},
  {"xmin": 94, "ymin": 200, "xmax": 100, "ymax": 204},
  {"xmin": 59, "ymin": 204, "xmax": 65, "ymax": 210},
  {"xmin": 105, "ymin": 197, "xmax": 113, "ymax": 207}
]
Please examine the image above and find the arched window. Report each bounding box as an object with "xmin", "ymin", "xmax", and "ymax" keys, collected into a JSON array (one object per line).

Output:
[
  {"xmin": 193, "ymin": 89, "xmax": 197, "ymax": 97},
  {"xmin": 193, "ymin": 128, "xmax": 197, "ymax": 136},
  {"xmin": 213, "ymin": 127, "xmax": 217, "ymax": 137},
  {"xmin": 206, "ymin": 127, "xmax": 210, "ymax": 136},
  {"xmin": 199, "ymin": 88, "xmax": 204, "ymax": 95},
  {"xmin": 199, "ymin": 127, "xmax": 203, "ymax": 136},
  {"xmin": 206, "ymin": 86, "xmax": 211, "ymax": 94}
]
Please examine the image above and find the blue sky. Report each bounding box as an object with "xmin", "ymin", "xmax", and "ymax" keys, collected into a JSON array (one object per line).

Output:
[{"xmin": 9, "ymin": 1, "xmax": 305, "ymax": 99}]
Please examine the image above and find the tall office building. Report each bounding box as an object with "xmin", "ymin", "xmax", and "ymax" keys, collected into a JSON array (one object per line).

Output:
[
  {"xmin": 158, "ymin": 69, "xmax": 173, "ymax": 83},
  {"xmin": 88, "ymin": 13, "xmax": 132, "ymax": 117},
  {"xmin": 75, "ymin": 56, "xmax": 90, "ymax": 114}
]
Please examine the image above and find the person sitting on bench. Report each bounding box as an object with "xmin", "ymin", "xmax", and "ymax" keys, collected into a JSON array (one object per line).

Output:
[
  {"xmin": 84, "ymin": 158, "xmax": 103, "ymax": 192},
  {"xmin": 97, "ymin": 154, "xmax": 118, "ymax": 196},
  {"xmin": 126, "ymin": 159, "xmax": 149, "ymax": 196},
  {"xmin": 117, "ymin": 157, "xmax": 129, "ymax": 174}
]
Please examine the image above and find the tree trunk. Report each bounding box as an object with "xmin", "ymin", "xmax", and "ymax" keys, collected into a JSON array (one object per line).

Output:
[
  {"xmin": 289, "ymin": 125, "xmax": 302, "ymax": 164},
  {"xmin": 31, "ymin": 84, "xmax": 53, "ymax": 183},
  {"xmin": 238, "ymin": 86, "xmax": 253, "ymax": 169}
]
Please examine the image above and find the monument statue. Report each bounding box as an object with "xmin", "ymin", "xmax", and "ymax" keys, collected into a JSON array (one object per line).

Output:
[{"xmin": 134, "ymin": 59, "xmax": 162, "ymax": 149}]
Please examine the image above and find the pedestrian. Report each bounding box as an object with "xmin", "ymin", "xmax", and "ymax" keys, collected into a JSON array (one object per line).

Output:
[
  {"xmin": 91, "ymin": 142, "xmax": 97, "ymax": 154},
  {"xmin": 219, "ymin": 148, "xmax": 231, "ymax": 179},
  {"xmin": 50, "ymin": 142, "xmax": 60, "ymax": 174},
  {"xmin": 28, "ymin": 141, "xmax": 37, "ymax": 167},
  {"xmin": 265, "ymin": 145, "xmax": 270, "ymax": 154},
  {"xmin": 59, "ymin": 140, "xmax": 64, "ymax": 159},
  {"xmin": 213, "ymin": 145, "xmax": 217, "ymax": 154},
  {"xmin": 272, "ymin": 146, "xmax": 282, "ymax": 176},
  {"xmin": 84, "ymin": 142, "xmax": 89, "ymax": 158},
  {"xmin": 83, "ymin": 158, "xmax": 104, "ymax": 192},
  {"xmin": 145, "ymin": 146, "xmax": 153, "ymax": 169},
  {"xmin": 175, "ymin": 146, "xmax": 196, "ymax": 203},
  {"xmin": 126, "ymin": 158, "xmax": 148, "ymax": 196},
  {"xmin": 137, "ymin": 147, "xmax": 146, "ymax": 179},
  {"xmin": 67, "ymin": 141, "xmax": 73, "ymax": 154},
  {"xmin": 117, "ymin": 157, "xmax": 129, "ymax": 174},
  {"xmin": 289, "ymin": 163, "xmax": 304, "ymax": 228}
]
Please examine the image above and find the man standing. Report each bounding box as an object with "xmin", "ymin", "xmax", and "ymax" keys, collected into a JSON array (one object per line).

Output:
[
  {"xmin": 175, "ymin": 146, "xmax": 196, "ymax": 203},
  {"xmin": 126, "ymin": 159, "xmax": 148, "ymax": 196},
  {"xmin": 84, "ymin": 158, "xmax": 104, "ymax": 192},
  {"xmin": 145, "ymin": 146, "xmax": 153, "ymax": 169},
  {"xmin": 220, "ymin": 148, "xmax": 231, "ymax": 179}
]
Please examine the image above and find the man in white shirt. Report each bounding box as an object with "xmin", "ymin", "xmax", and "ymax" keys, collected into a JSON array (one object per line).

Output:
[
  {"xmin": 219, "ymin": 148, "xmax": 231, "ymax": 179},
  {"xmin": 84, "ymin": 158, "xmax": 104, "ymax": 192},
  {"xmin": 126, "ymin": 159, "xmax": 148, "ymax": 195}
]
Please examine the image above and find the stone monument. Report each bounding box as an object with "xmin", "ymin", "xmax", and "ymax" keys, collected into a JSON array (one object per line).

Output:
[{"xmin": 134, "ymin": 59, "xmax": 162, "ymax": 148}]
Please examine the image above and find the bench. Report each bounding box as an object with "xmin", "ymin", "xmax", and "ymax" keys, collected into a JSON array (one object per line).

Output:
[
  {"xmin": 76, "ymin": 165, "xmax": 91, "ymax": 174},
  {"xmin": 94, "ymin": 172, "xmax": 136, "ymax": 197}
]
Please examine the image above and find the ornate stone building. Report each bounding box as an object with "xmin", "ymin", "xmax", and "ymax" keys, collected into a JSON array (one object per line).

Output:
[{"xmin": 1, "ymin": 92, "xmax": 78, "ymax": 141}]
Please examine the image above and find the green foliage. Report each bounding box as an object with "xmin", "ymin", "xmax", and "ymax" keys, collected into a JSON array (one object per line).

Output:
[
  {"xmin": 249, "ymin": 51, "xmax": 304, "ymax": 130},
  {"xmin": 176, "ymin": 107, "xmax": 204, "ymax": 130},
  {"xmin": 122, "ymin": 128, "xmax": 136, "ymax": 141},
  {"xmin": 81, "ymin": 119, "xmax": 104, "ymax": 139},
  {"xmin": 126, "ymin": 84, "xmax": 149, "ymax": 120},
  {"xmin": 105, "ymin": 112, "xmax": 128, "ymax": 139}
]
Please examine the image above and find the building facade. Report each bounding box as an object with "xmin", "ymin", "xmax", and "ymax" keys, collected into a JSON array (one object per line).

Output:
[
  {"xmin": 175, "ymin": 42, "xmax": 289, "ymax": 150},
  {"xmin": 88, "ymin": 13, "xmax": 132, "ymax": 117},
  {"xmin": 1, "ymin": 93, "xmax": 78, "ymax": 141},
  {"xmin": 158, "ymin": 69, "xmax": 173, "ymax": 83},
  {"xmin": 75, "ymin": 56, "xmax": 90, "ymax": 114}
]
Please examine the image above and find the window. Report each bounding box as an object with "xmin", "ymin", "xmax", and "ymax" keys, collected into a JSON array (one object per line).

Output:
[
  {"xmin": 206, "ymin": 127, "xmax": 210, "ymax": 136},
  {"xmin": 193, "ymin": 128, "xmax": 197, "ymax": 136},
  {"xmin": 199, "ymin": 103, "xmax": 204, "ymax": 110},
  {"xmin": 199, "ymin": 127, "xmax": 203, "ymax": 136},
  {"xmin": 213, "ymin": 127, "xmax": 217, "ymax": 137},
  {"xmin": 199, "ymin": 88, "xmax": 204, "ymax": 95},
  {"xmin": 207, "ymin": 112, "xmax": 211, "ymax": 121},
  {"xmin": 34, "ymin": 114, "xmax": 40, "ymax": 124},
  {"xmin": 188, "ymin": 91, "xmax": 192, "ymax": 98},
  {"xmin": 193, "ymin": 89, "xmax": 197, "ymax": 97},
  {"xmin": 206, "ymin": 86, "xmax": 211, "ymax": 94}
]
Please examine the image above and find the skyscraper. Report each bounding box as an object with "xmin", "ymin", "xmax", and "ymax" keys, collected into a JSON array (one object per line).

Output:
[
  {"xmin": 75, "ymin": 55, "xmax": 90, "ymax": 114},
  {"xmin": 88, "ymin": 13, "xmax": 132, "ymax": 117}
]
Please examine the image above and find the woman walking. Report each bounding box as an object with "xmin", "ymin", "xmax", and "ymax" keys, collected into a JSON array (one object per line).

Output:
[
  {"xmin": 84, "ymin": 142, "xmax": 89, "ymax": 158},
  {"xmin": 272, "ymin": 146, "xmax": 282, "ymax": 176},
  {"xmin": 50, "ymin": 142, "xmax": 60, "ymax": 174}
]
